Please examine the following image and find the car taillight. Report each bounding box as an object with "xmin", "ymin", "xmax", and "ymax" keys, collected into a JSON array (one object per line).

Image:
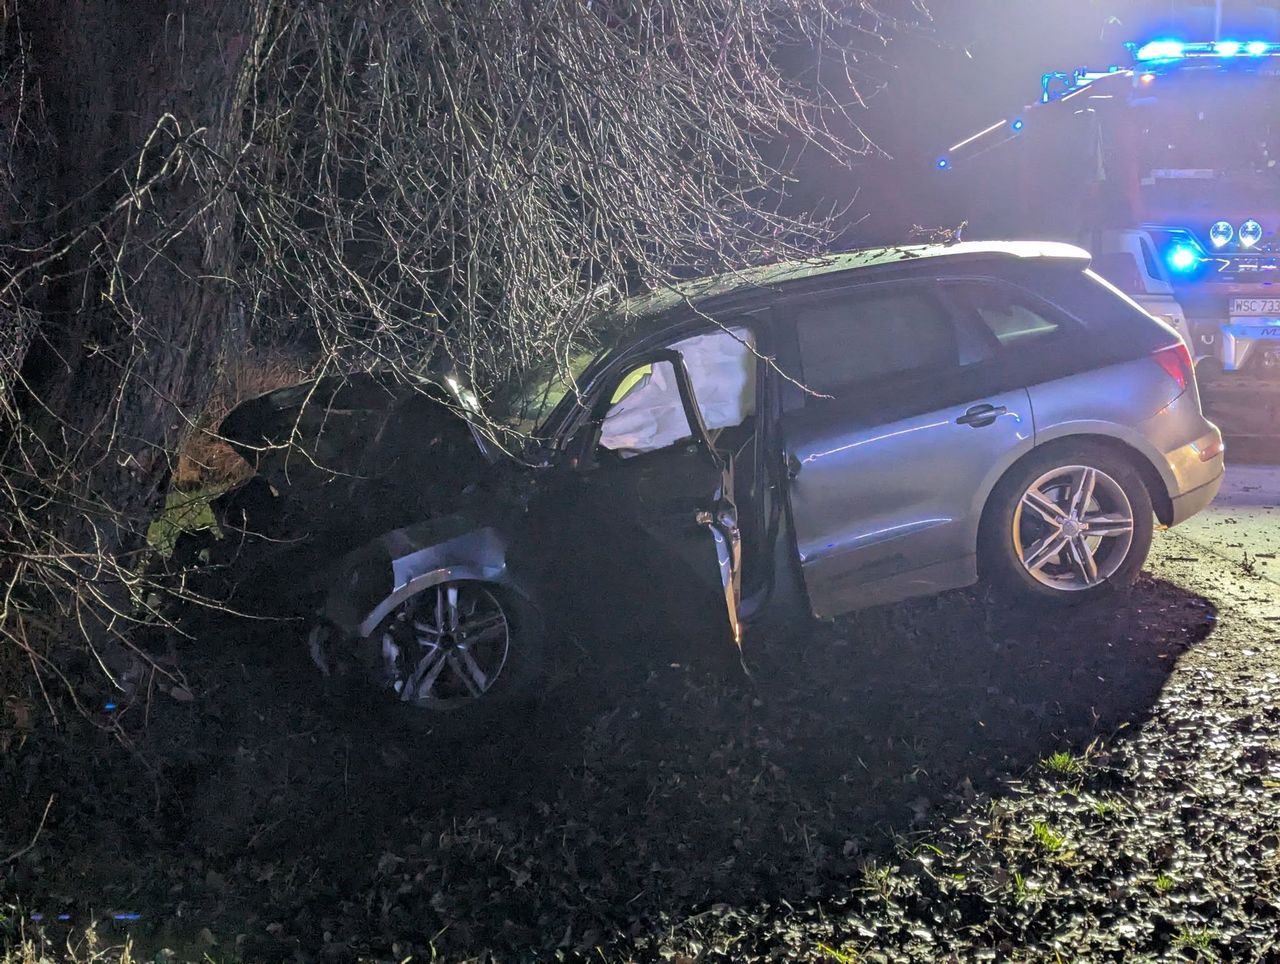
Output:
[{"xmin": 1153, "ymin": 342, "xmax": 1193, "ymax": 393}]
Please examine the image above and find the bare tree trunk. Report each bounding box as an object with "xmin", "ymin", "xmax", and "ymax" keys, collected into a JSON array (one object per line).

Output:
[{"xmin": 3, "ymin": 0, "xmax": 256, "ymax": 683}]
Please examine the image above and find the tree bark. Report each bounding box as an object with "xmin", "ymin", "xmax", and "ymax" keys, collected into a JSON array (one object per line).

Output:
[{"xmin": 3, "ymin": 0, "xmax": 256, "ymax": 672}]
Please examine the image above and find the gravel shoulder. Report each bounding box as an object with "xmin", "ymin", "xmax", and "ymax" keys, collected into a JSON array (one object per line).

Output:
[
  {"xmin": 3, "ymin": 526, "xmax": 1279, "ymax": 962},
  {"xmin": 1174, "ymin": 463, "xmax": 1280, "ymax": 587}
]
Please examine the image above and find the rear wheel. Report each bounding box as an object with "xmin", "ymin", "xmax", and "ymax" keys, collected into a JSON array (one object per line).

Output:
[{"xmin": 981, "ymin": 443, "xmax": 1154, "ymax": 604}]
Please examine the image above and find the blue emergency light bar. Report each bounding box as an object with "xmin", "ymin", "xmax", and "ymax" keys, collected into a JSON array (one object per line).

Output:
[
  {"xmin": 1134, "ymin": 39, "xmax": 1278, "ymax": 62},
  {"xmin": 935, "ymin": 37, "xmax": 1279, "ymax": 173}
]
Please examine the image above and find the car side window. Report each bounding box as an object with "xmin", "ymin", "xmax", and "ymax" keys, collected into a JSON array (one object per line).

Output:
[
  {"xmin": 597, "ymin": 327, "xmax": 756, "ymax": 457},
  {"xmin": 791, "ymin": 286, "xmax": 960, "ymax": 397},
  {"xmin": 597, "ymin": 360, "xmax": 695, "ymax": 457},
  {"xmin": 946, "ymin": 281, "xmax": 1066, "ymax": 348}
]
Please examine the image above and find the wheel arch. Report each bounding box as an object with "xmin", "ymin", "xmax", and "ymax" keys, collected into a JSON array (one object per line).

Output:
[
  {"xmin": 975, "ymin": 434, "xmax": 1174, "ymax": 575},
  {"xmin": 354, "ymin": 564, "xmax": 519, "ymax": 639},
  {"xmin": 322, "ymin": 515, "xmax": 541, "ymax": 640}
]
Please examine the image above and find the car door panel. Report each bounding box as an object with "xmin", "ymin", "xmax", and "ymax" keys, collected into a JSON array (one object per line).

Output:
[
  {"xmin": 562, "ymin": 349, "xmax": 743, "ymax": 646},
  {"xmin": 783, "ymin": 374, "xmax": 1033, "ymax": 618},
  {"xmin": 773, "ymin": 276, "xmax": 1041, "ymax": 620}
]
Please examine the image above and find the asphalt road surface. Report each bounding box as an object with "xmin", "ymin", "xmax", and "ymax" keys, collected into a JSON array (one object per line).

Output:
[{"xmin": 1168, "ymin": 446, "xmax": 1280, "ymax": 586}]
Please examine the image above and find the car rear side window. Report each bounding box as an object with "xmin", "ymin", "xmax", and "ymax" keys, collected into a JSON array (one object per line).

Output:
[
  {"xmin": 793, "ymin": 286, "xmax": 958, "ymax": 396},
  {"xmin": 946, "ymin": 280, "xmax": 1065, "ymax": 348},
  {"xmin": 993, "ymin": 262, "xmax": 1175, "ymax": 361}
]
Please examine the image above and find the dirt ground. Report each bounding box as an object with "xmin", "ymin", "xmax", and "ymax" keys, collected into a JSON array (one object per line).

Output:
[{"xmin": 4, "ymin": 459, "xmax": 1280, "ymax": 961}]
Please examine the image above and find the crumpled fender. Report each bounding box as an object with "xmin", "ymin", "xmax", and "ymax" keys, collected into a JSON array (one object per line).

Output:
[{"xmin": 322, "ymin": 512, "xmax": 532, "ymax": 639}]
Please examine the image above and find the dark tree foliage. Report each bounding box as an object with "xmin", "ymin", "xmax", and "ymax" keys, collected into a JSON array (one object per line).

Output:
[{"xmin": 0, "ymin": 0, "xmax": 920, "ymax": 703}]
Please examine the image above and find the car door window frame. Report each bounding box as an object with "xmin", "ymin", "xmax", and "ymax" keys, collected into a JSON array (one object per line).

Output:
[
  {"xmin": 558, "ymin": 315, "xmax": 770, "ymax": 466},
  {"xmin": 773, "ymin": 278, "xmax": 984, "ymax": 410}
]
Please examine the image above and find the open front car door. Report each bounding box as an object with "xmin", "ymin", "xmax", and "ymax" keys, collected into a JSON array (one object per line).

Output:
[{"xmin": 566, "ymin": 348, "xmax": 743, "ymax": 648}]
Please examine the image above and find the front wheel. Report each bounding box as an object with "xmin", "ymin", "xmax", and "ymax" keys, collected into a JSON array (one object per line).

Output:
[
  {"xmin": 319, "ymin": 579, "xmax": 544, "ymax": 718},
  {"xmin": 980, "ymin": 444, "xmax": 1154, "ymax": 604}
]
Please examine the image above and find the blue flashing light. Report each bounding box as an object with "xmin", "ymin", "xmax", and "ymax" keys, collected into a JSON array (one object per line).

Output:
[
  {"xmin": 1240, "ymin": 219, "xmax": 1264, "ymax": 248},
  {"xmin": 1137, "ymin": 40, "xmax": 1185, "ymax": 61},
  {"xmin": 103, "ymin": 702, "xmax": 117, "ymax": 711},
  {"xmin": 1128, "ymin": 38, "xmax": 1277, "ymax": 64},
  {"xmin": 1011, "ymin": 119, "xmax": 1025, "ymax": 133},
  {"xmin": 1168, "ymin": 245, "xmax": 1201, "ymax": 274},
  {"xmin": 936, "ymin": 157, "xmax": 950, "ymax": 171}
]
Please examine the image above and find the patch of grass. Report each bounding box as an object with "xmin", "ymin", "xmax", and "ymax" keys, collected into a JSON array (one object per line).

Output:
[
  {"xmin": 1173, "ymin": 926, "xmax": 1217, "ymax": 954},
  {"xmin": 1042, "ymin": 750, "xmax": 1086, "ymax": 777},
  {"xmin": 1, "ymin": 926, "xmax": 137, "ymax": 964},
  {"xmin": 1011, "ymin": 870, "xmax": 1028, "ymax": 904},
  {"xmin": 1154, "ymin": 872, "xmax": 1177, "ymax": 892},
  {"xmin": 858, "ymin": 859, "xmax": 895, "ymax": 900},
  {"xmin": 1030, "ymin": 820, "xmax": 1068, "ymax": 853},
  {"xmin": 816, "ymin": 942, "xmax": 859, "ymax": 963},
  {"xmin": 1091, "ymin": 797, "xmax": 1117, "ymax": 818}
]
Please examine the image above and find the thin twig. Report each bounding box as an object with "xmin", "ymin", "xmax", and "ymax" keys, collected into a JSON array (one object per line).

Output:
[{"xmin": 2, "ymin": 794, "xmax": 54, "ymax": 864}]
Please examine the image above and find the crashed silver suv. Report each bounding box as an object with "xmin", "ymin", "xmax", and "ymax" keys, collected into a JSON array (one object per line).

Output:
[{"xmin": 214, "ymin": 241, "xmax": 1224, "ymax": 716}]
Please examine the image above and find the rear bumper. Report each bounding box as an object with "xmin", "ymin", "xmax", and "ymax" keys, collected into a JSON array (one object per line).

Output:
[
  {"xmin": 1148, "ymin": 406, "xmax": 1224, "ymax": 527},
  {"xmin": 1167, "ymin": 417, "xmax": 1223, "ymax": 527},
  {"xmin": 1168, "ymin": 464, "xmax": 1224, "ymax": 527}
]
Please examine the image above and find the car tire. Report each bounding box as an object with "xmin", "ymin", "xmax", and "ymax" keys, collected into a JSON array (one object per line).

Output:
[
  {"xmin": 319, "ymin": 580, "xmax": 545, "ymax": 727},
  {"xmin": 979, "ymin": 442, "xmax": 1154, "ymax": 605}
]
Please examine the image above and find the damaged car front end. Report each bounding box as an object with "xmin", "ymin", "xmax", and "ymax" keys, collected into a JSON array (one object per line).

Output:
[{"xmin": 202, "ymin": 371, "xmax": 499, "ymax": 600}]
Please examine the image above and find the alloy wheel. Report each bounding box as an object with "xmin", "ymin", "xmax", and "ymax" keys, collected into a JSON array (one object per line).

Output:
[
  {"xmin": 1013, "ymin": 464, "xmax": 1136, "ymax": 592},
  {"xmin": 379, "ymin": 582, "xmax": 511, "ymax": 709}
]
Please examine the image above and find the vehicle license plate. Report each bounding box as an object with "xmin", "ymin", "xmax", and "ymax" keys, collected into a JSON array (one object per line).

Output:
[{"xmin": 1231, "ymin": 298, "xmax": 1280, "ymax": 315}]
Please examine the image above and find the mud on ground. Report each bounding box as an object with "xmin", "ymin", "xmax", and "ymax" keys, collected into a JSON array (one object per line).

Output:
[{"xmin": 2, "ymin": 529, "xmax": 1279, "ymax": 961}]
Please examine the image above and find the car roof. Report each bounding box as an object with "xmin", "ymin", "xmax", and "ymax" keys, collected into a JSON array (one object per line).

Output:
[{"xmin": 611, "ymin": 240, "xmax": 1091, "ymax": 322}]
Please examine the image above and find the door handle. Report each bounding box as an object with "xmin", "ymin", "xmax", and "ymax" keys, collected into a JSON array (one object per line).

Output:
[{"xmin": 956, "ymin": 404, "xmax": 1007, "ymax": 428}]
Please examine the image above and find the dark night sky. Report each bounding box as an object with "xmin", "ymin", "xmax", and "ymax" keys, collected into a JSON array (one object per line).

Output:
[{"xmin": 810, "ymin": 0, "xmax": 1280, "ymax": 243}]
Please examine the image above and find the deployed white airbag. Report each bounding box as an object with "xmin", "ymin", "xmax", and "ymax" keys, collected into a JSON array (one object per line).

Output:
[{"xmin": 599, "ymin": 327, "xmax": 756, "ymax": 454}]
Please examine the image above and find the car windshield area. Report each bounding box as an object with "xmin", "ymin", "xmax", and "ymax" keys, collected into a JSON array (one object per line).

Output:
[{"xmin": 487, "ymin": 348, "xmax": 602, "ymax": 438}]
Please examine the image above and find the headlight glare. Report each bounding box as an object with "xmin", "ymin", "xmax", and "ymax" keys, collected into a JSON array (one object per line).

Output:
[{"xmin": 1210, "ymin": 221, "xmax": 1234, "ymax": 247}]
